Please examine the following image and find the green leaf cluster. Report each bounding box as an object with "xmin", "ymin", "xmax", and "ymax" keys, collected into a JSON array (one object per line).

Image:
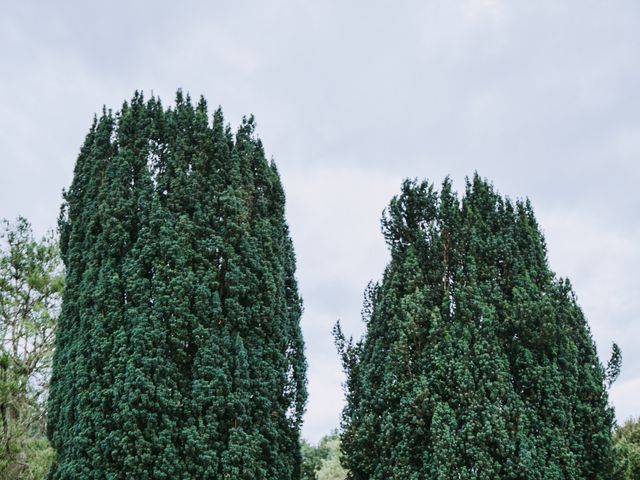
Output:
[
  {"xmin": 336, "ymin": 176, "xmax": 615, "ymax": 479},
  {"xmin": 47, "ymin": 91, "xmax": 307, "ymax": 479},
  {"xmin": 301, "ymin": 432, "xmax": 347, "ymax": 480},
  {"xmin": 613, "ymin": 417, "xmax": 640, "ymax": 479}
]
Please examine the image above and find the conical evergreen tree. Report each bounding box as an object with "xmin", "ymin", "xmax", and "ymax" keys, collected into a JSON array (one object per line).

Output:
[
  {"xmin": 336, "ymin": 175, "xmax": 615, "ymax": 479},
  {"xmin": 48, "ymin": 91, "xmax": 307, "ymax": 479}
]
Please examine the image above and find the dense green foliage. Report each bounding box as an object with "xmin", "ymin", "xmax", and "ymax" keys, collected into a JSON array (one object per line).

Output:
[
  {"xmin": 301, "ymin": 432, "xmax": 347, "ymax": 480},
  {"xmin": 0, "ymin": 217, "xmax": 62, "ymax": 479},
  {"xmin": 301, "ymin": 437, "xmax": 329, "ymax": 480},
  {"xmin": 47, "ymin": 92, "xmax": 307, "ymax": 479},
  {"xmin": 315, "ymin": 435, "xmax": 347, "ymax": 480},
  {"xmin": 336, "ymin": 176, "xmax": 616, "ymax": 479},
  {"xmin": 613, "ymin": 418, "xmax": 640, "ymax": 479}
]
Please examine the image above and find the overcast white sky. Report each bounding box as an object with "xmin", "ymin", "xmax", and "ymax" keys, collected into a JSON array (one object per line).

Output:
[{"xmin": 1, "ymin": 0, "xmax": 639, "ymax": 443}]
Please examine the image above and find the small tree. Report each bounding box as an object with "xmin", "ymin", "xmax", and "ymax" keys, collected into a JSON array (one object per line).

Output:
[
  {"xmin": 0, "ymin": 217, "xmax": 63, "ymax": 479},
  {"xmin": 300, "ymin": 432, "xmax": 347, "ymax": 480},
  {"xmin": 613, "ymin": 418, "xmax": 640, "ymax": 480},
  {"xmin": 316, "ymin": 434, "xmax": 347, "ymax": 480},
  {"xmin": 301, "ymin": 437, "xmax": 329, "ymax": 480}
]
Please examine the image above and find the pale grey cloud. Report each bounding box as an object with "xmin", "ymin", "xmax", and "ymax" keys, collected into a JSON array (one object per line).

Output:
[{"xmin": 1, "ymin": 0, "xmax": 638, "ymax": 442}]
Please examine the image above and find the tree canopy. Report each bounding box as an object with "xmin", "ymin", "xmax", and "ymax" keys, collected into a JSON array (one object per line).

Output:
[
  {"xmin": 336, "ymin": 175, "xmax": 616, "ymax": 479},
  {"xmin": 47, "ymin": 91, "xmax": 307, "ymax": 479}
]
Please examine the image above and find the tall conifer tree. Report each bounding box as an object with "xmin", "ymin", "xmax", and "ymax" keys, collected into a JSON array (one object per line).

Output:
[
  {"xmin": 48, "ymin": 91, "xmax": 307, "ymax": 479},
  {"xmin": 336, "ymin": 175, "xmax": 615, "ymax": 479}
]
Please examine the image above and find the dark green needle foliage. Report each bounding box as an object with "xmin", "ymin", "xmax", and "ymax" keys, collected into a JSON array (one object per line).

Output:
[
  {"xmin": 47, "ymin": 91, "xmax": 307, "ymax": 479},
  {"xmin": 336, "ymin": 175, "xmax": 615, "ymax": 480}
]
